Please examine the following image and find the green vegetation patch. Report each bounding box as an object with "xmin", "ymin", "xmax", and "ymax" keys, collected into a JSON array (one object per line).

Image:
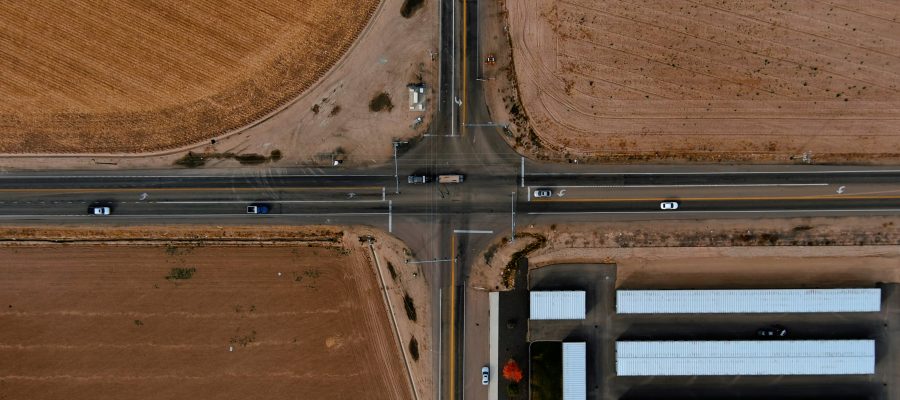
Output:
[
  {"xmin": 165, "ymin": 267, "xmax": 196, "ymax": 281},
  {"xmin": 530, "ymin": 342, "xmax": 563, "ymax": 400}
]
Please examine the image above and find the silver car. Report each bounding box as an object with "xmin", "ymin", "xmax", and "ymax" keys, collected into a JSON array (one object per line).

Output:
[
  {"xmin": 533, "ymin": 189, "xmax": 553, "ymax": 198},
  {"xmin": 481, "ymin": 366, "xmax": 490, "ymax": 385}
]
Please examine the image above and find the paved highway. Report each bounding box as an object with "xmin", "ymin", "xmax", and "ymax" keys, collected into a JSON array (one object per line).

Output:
[{"xmin": 1, "ymin": 1, "xmax": 899, "ymax": 399}]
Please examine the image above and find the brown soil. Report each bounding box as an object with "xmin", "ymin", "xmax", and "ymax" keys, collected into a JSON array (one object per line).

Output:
[
  {"xmin": 500, "ymin": 0, "xmax": 900, "ymax": 164},
  {"xmin": 0, "ymin": 231, "xmax": 416, "ymax": 399},
  {"xmin": 0, "ymin": 0, "xmax": 379, "ymax": 153},
  {"xmin": 471, "ymin": 216, "xmax": 900, "ymax": 290}
]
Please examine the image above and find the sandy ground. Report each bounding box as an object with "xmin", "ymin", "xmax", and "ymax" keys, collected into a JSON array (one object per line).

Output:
[
  {"xmin": 0, "ymin": 0, "xmax": 378, "ymax": 154},
  {"xmin": 0, "ymin": 225, "xmax": 429, "ymax": 400},
  {"xmin": 470, "ymin": 216, "xmax": 900, "ymax": 290},
  {"xmin": 347, "ymin": 227, "xmax": 435, "ymax": 400},
  {"xmin": 492, "ymin": 0, "xmax": 900, "ymax": 164},
  {"xmin": 0, "ymin": 0, "xmax": 437, "ymax": 170}
]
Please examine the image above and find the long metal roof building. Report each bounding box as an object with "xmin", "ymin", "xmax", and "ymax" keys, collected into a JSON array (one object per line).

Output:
[
  {"xmin": 616, "ymin": 340, "xmax": 876, "ymax": 376},
  {"xmin": 530, "ymin": 291, "xmax": 586, "ymax": 320},
  {"xmin": 616, "ymin": 288, "xmax": 881, "ymax": 314},
  {"xmin": 563, "ymin": 342, "xmax": 586, "ymax": 400}
]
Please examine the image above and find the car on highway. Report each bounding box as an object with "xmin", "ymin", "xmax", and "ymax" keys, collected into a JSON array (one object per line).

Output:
[
  {"xmin": 533, "ymin": 189, "xmax": 553, "ymax": 198},
  {"xmin": 481, "ymin": 366, "xmax": 490, "ymax": 385},
  {"xmin": 660, "ymin": 201, "xmax": 679, "ymax": 210},
  {"xmin": 89, "ymin": 206, "xmax": 111, "ymax": 215},
  {"xmin": 246, "ymin": 204, "xmax": 271, "ymax": 214},
  {"xmin": 407, "ymin": 175, "xmax": 431, "ymax": 184},
  {"xmin": 757, "ymin": 324, "xmax": 788, "ymax": 338}
]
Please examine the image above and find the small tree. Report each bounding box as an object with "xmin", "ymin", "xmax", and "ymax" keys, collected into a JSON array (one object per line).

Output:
[{"xmin": 502, "ymin": 359, "xmax": 523, "ymax": 383}]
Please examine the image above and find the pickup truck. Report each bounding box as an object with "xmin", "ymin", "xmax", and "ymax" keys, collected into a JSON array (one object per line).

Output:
[
  {"xmin": 407, "ymin": 175, "xmax": 430, "ymax": 184},
  {"xmin": 438, "ymin": 174, "xmax": 464, "ymax": 184}
]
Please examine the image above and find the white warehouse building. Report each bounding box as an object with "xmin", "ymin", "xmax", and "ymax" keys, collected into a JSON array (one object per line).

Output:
[
  {"xmin": 616, "ymin": 340, "xmax": 876, "ymax": 376},
  {"xmin": 616, "ymin": 288, "xmax": 881, "ymax": 314},
  {"xmin": 530, "ymin": 291, "xmax": 586, "ymax": 320},
  {"xmin": 562, "ymin": 342, "xmax": 586, "ymax": 400}
]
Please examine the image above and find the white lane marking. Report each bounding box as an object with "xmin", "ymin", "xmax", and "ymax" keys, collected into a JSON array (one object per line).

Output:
[
  {"xmin": 152, "ymin": 200, "xmax": 385, "ymax": 204},
  {"xmin": 528, "ymin": 170, "xmax": 900, "ymax": 175},
  {"xmin": 388, "ymin": 200, "xmax": 393, "ymax": 233},
  {"xmin": 0, "ymin": 174, "xmax": 394, "ymax": 179},
  {"xmin": 520, "ymin": 157, "xmax": 525, "ymax": 188},
  {"xmin": 452, "ymin": 230, "xmax": 494, "ymax": 234},
  {"xmin": 528, "ymin": 209, "xmax": 900, "ymax": 215},
  {"xmin": 537, "ymin": 183, "xmax": 829, "ymax": 188},
  {"xmin": 0, "ymin": 213, "xmax": 390, "ymax": 219}
]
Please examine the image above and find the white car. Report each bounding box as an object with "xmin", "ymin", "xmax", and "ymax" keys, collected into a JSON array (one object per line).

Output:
[
  {"xmin": 533, "ymin": 189, "xmax": 553, "ymax": 198},
  {"xmin": 481, "ymin": 366, "xmax": 490, "ymax": 385},
  {"xmin": 90, "ymin": 206, "xmax": 111, "ymax": 215},
  {"xmin": 660, "ymin": 201, "xmax": 679, "ymax": 210}
]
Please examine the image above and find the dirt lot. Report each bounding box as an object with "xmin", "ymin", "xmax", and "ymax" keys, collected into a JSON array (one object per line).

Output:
[
  {"xmin": 0, "ymin": 227, "xmax": 425, "ymax": 399},
  {"xmin": 496, "ymin": 0, "xmax": 900, "ymax": 163},
  {"xmin": 471, "ymin": 216, "xmax": 900, "ymax": 290},
  {"xmin": 0, "ymin": 0, "xmax": 378, "ymax": 154}
]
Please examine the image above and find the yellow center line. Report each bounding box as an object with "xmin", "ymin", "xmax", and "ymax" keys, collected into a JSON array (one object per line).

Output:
[
  {"xmin": 533, "ymin": 194, "xmax": 900, "ymax": 203},
  {"xmin": 449, "ymin": 233, "xmax": 456, "ymax": 400},
  {"xmin": 0, "ymin": 186, "xmax": 382, "ymax": 193}
]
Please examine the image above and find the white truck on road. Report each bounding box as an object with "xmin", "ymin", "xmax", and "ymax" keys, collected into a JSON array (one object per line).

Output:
[{"xmin": 438, "ymin": 174, "xmax": 464, "ymax": 184}]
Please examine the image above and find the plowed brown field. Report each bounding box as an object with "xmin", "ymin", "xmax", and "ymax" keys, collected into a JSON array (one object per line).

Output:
[
  {"xmin": 0, "ymin": 245, "xmax": 413, "ymax": 400},
  {"xmin": 0, "ymin": 0, "xmax": 379, "ymax": 153},
  {"xmin": 506, "ymin": 0, "xmax": 900, "ymax": 163}
]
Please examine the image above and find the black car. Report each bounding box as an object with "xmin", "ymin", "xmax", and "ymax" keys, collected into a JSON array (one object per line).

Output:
[{"xmin": 757, "ymin": 325, "xmax": 788, "ymax": 338}]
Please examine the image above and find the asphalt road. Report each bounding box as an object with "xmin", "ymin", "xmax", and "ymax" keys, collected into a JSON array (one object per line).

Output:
[{"xmin": 1, "ymin": 1, "xmax": 899, "ymax": 399}]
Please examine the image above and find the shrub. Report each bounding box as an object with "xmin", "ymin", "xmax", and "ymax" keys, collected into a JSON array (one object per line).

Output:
[
  {"xmin": 403, "ymin": 293, "xmax": 417, "ymax": 322},
  {"xmin": 387, "ymin": 262, "xmax": 398, "ymax": 281},
  {"xmin": 408, "ymin": 337, "xmax": 419, "ymax": 361},
  {"xmin": 269, "ymin": 149, "xmax": 283, "ymax": 162},
  {"xmin": 174, "ymin": 152, "xmax": 206, "ymax": 168},
  {"xmin": 400, "ymin": 0, "xmax": 425, "ymax": 18},
  {"xmin": 369, "ymin": 92, "xmax": 394, "ymax": 112},
  {"xmin": 165, "ymin": 267, "xmax": 196, "ymax": 280},
  {"xmin": 234, "ymin": 153, "xmax": 268, "ymax": 165}
]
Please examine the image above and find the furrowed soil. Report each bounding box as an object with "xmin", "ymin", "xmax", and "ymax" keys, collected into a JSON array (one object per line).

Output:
[
  {"xmin": 501, "ymin": 0, "xmax": 900, "ymax": 163},
  {"xmin": 0, "ymin": 245, "xmax": 414, "ymax": 400},
  {"xmin": 0, "ymin": 0, "xmax": 379, "ymax": 153}
]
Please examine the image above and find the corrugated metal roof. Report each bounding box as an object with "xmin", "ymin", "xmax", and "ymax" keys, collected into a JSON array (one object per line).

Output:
[
  {"xmin": 616, "ymin": 288, "xmax": 881, "ymax": 314},
  {"xmin": 616, "ymin": 340, "xmax": 875, "ymax": 376},
  {"xmin": 530, "ymin": 291, "xmax": 586, "ymax": 320},
  {"xmin": 563, "ymin": 342, "xmax": 586, "ymax": 400}
]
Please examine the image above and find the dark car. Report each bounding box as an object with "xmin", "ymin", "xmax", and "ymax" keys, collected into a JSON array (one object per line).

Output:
[
  {"xmin": 246, "ymin": 204, "xmax": 271, "ymax": 214},
  {"xmin": 757, "ymin": 325, "xmax": 788, "ymax": 338},
  {"xmin": 407, "ymin": 175, "xmax": 431, "ymax": 184}
]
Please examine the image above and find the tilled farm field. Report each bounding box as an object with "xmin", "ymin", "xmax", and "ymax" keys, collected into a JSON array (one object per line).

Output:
[
  {"xmin": 0, "ymin": 0, "xmax": 378, "ymax": 153},
  {"xmin": 505, "ymin": 0, "xmax": 900, "ymax": 163},
  {"xmin": 0, "ymin": 245, "xmax": 413, "ymax": 400}
]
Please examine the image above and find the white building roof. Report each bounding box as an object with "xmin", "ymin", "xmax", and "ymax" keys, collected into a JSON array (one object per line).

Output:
[
  {"xmin": 616, "ymin": 340, "xmax": 875, "ymax": 376},
  {"xmin": 616, "ymin": 288, "xmax": 881, "ymax": 314},
  {"xmin": 563, "ymin": 342, "xmax": 586, "ymax": 400},
  {"xmin": 530, "ymin": 291, "xmax": 586, "ymax": 320}
]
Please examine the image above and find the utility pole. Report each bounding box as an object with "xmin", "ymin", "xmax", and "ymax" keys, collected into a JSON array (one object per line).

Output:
[{"xmin": 393, "ymin": 141, "xmax": 407, "ymax": 194}]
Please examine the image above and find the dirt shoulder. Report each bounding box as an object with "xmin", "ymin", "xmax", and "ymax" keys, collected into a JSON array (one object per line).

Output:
[
  {"xmin": 0, "ymin": 0, "xmax": 437, "ymax": 170},
  {"xmin": 487, "ymin": 0, "xmax": 900, "ymax": 164},
  {"xmin": 470, "ymin": 216, "xmax": 900, "ymax": 291},
  {"xmin": 0, "ymin": 224, "xmax": 432, "ymax": 400}
]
